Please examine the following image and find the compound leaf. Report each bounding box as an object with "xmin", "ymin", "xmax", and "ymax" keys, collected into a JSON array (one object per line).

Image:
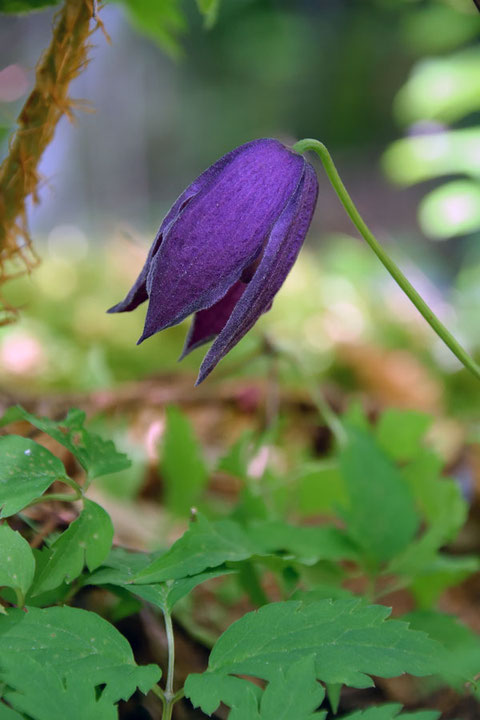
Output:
[
  {"xmin": 185, "ymin": 599, "xmax": 441, "ymax": 714},
  {"xmin": 0, "ymin": 655, "xmax": 117, "ymax": 720},
  {"xmin": 1, "ymin": 406, "xmax": 130, "ymax": 479},
  {"xmin": 0, "ymin": 605, "xmax": 160, "ymax": 702}
]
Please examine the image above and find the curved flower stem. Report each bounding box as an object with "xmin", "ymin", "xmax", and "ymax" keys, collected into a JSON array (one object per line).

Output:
[{"xmin": 292, "ymin": 138, "xmax": 480, "ymax": 382}]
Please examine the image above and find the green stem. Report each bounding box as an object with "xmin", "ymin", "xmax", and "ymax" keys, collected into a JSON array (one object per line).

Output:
[
  {"xmin": 161, "ymin": 609, "xmax": 176, "ymax": 720},
  {"xmin": 292, "ymin": 138, "xmax": 480, "ymax": 382},
  {"xmin": 25, "ymin": 488, "xmax": 82, "ymax": 508}
]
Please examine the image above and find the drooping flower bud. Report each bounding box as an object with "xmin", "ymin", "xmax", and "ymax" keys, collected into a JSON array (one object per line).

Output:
[{"xmin": 108, "ymin": 138, "xmax": 318, "ymax": 384}]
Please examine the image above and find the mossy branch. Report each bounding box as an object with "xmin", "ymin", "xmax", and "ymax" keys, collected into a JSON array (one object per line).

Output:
[{"xmin": 0, "ymin": 0, "xmax": 97, "ymax": 320}]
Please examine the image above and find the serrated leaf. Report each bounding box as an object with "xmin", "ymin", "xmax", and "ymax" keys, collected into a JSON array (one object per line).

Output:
[
  {"xmin": 134, "ymin": 513, "xmax": 259, "ymax": 584},
  {"xmin": 339, "ymin": 428, "xmax": 419, "ymax": 567},
  {"xmin": 343, "ymin": 704, "xmax": 440, "ymax": 720},
  {"xmin": 185, "ymin": 599, "xmax": 442, "ymax": 714},
  {"xmin": 0, "ymin": 524, "xmax": 35, "ymax": 605},
  {"xmin": 87, "ymin": 547, "xmax": 235, "ymax": 612},
  {"xmin": 376, "ymin": 410, "xmax": 432, "ymax": 462},
  {"xmin": 0, "ymin": 655, "xmax": 117, "ymax": 720},
  {"xmin": 0, "ymin": 436, "xmax": 69, "ymax": 518},
  {"xmin": 162, "ymin": 406, "xmax": 208, "ymax": 516},
  {"xmin": 1, "ymin": 406, "xmax": 130, "ymax": 479},
  {"xmin": 404, "ymin": 609, "xmax": 480, "ymax": 689},
  {"xmin": 0, "ymin": 0, "xmax": 59, "ymax": 12},
  {"xmin": 0, "ymin": 605, "xmax": 160, "ymax": 702},
  {"xmin": 257, "ymin": 656, "xmax": 326, "ymax": 719},
  {"xmin": 185, "ymin": 673, "xmax": 262, "ymax": 716},
  {"xmin": 31, "ymin": 499, "xmax": 113, "ymax": 595}
]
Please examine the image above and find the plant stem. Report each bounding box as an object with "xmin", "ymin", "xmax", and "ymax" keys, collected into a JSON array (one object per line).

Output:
[
  {"xmin": 162, "ymin": 609, "xmax": 176, "ymax": 720},
  {"xmin": 0, "ymin": 0, "xmax": 94, "ymax": 313},
  {"xmin": 292, "ymin": 138, "xmax": 480, "ymax": 382},
  {"xmin": 25, "ymin": 488, "xmax": 82, "ymax": 508}
]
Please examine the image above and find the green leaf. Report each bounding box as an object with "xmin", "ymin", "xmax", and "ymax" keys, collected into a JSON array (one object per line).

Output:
[
  {"xmin": 31, "ymin": 499, "xmax": 113, "ymax": 595},
  {"xmin": 185, "ymin": 599, "xmax": 442, "ymax": 714},
  {"xmin": 1, "ymin": 406, "xmax": 130, "ymax": 479},
  {"xmin": 256, "ymin": 656, "xmax": 326, "ymax": 719},
  {"xmin": 343, "ymin": 704, "xmax": 440, "ymax": 720},
  {"xmin": 186, "ymin": 673, "xmax": 262, "ymax": 717},
  {"xmin": 113, "ymin": 0, "xmax": 186, "ymax": 57},
  {"xmin": 0, "ymin": 704, "xmax": 23, "ymax": 719},
  {"xmin": 339, "ymin": 428, "xmax": 419, "ymax": 567},
  {"xmin": 0, "ymin": 436, "xmax": 69, "ymax": 518},
  {"xmin": 409, "ymin": 554, "xmax": 480, "ymax": 609},
  {"xmin": 375, "ymin": 410, "xmax": 432, "ymax": 462},
  {"xmin": 195, "ymin": 0, "xmax": 221, "ymax": 29},
  {"xmin": 390, "ymin": 450, "xmax": 468, "ymax": 582},
  {"xmin": 217, "ymin": 430, "xmax": 255, "ymax": 478},
  {"xmin": 87, "ymin": 547, "xmax": 235, "ymax": 612},
  {"xmin": 404, "ymin": 609, "xmax": 480, "ymax": 689},
  {"xmin": 0, "ymin": 655, "xmax": 118, "ymax": 720},
  {"xmin": 134, "ymin": 513, "xmax": 259, "ymax": 584},
  {"xmin": 297, "ymin": 462, "xmax": 347, "ymax": 516},
  {"xmin": 0, "ymin": 525, "xmax": 35, "ymax": 605},
  {"xmin": 0, "ymin": 605, "xmax": 160, "ymax": 702},
  {"xmin": 247, "ymin": 521, "xmax": 359, "ymax": 564},
  {"xmin": 0, "ymin": 0, "xmax": 60, "ymax": 12},
  {"xmin": 162, "ymin": 405, "xmax": 208, "ymax": 516}
]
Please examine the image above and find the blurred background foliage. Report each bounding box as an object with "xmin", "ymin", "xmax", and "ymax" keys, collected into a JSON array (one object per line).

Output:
[{"xmin": 0, "ymin": 0, "xmax": 479, "ymax": 418}]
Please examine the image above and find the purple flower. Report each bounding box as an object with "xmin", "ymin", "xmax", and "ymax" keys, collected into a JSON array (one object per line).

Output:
[{"xmin": 108, "ymin": 138, "xmax": 318, "ymax": 384}]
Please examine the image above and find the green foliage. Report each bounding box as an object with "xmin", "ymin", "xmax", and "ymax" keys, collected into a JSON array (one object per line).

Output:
[
  {"xmin": 0, "ymin": 405, "xmax": 476, "ymax": 717},
  {"xmin": 228, "ymin": 656, "xmax": 327, "ymax": 720},
  {"xmin": 0, "ymin": 656, "xmax": 118, "ymax": 720},
  {"xmin": 113, "ymin": 0, "xmax": 223, "ymax": 57},
  {"xmin": 185, "ymin": 599, "xmax": 441, "ymax": 714},
  {"xmin": 384, "ymin": 45, "xmax": 480, "ymax": 239},
  {"xmin": 0, "ymin": 435, "xmax": 69, "ymax": 518},
  {"xmin": 87, "ymin": 546, "xmax": 236, "ymax": 612},
  {"xmin": 405, "ymin": 610, "xmax": 480, "ymax": 692},
  {"xmin": 162, "ymin": 405, "xmax": 208, "ymax": 516},
  {"xmin": 133, "ymin": 512, "xmax": 259, "ymax": 583},
  {"xmin": 1, "ymin": 406, "xmax": 130, "ymax": 479},
  {"xmin": 0, "ymin": 0, "xmax": 59, "ymax": 13},
  {"xmin": 0, "ymin": 605, "xmax": 161, "ymax": 703},
  {"xmin": 339, "ymin": 427, "xmax": 419, "ymax": 567},
  {"xmin": 0, "ymin": 524, "xmax": 35, "ymax": 606},
  {"xmin": 114, "ymin": 0, "xmax": 187, "ymax": 57},
  {"xmin": 31, "ymin": 499, "xmax": 113, "ymax": 595}
]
